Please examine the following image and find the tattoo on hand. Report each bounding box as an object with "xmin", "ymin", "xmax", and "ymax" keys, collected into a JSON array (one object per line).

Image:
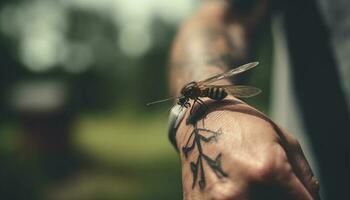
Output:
[{"xmin": 182, "ymin": 122, "xmax": 228, "ymax": 190}]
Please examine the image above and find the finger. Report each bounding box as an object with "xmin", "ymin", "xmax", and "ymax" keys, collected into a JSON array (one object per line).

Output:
[
  {"xmin": 251, "ymin": 167, "xmax": 314, "ymax": 200},
  {"xmin": 278, "ymin": 172, "xmax": 314, "ymax": 200},
  {"xmin": 281, "ymin": 131, "xmax": 320, "ymax": 199}
]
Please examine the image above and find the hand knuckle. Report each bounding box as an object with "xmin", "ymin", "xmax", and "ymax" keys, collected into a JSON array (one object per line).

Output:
[{"xmin": 248, "ymin": 145, "xmax": 290, "ymax": 182}]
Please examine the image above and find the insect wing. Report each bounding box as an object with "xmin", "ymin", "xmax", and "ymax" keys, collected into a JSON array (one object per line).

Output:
[
  {"xmin": 197, "ymin": 62, "xmax": 259, "ymax": 85},
  {"xmin": 146, "ymin": 96, "xmax": 178, "ymax": 106},
  {"xmin": 218, "ymin": 85, "xmax": 262, "ymax": 98}
]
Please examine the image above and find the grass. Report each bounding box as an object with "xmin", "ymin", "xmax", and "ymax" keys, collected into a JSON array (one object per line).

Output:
[{"xmin": 66, "ymin": 110, "xmax": 183, "ymax": 200}]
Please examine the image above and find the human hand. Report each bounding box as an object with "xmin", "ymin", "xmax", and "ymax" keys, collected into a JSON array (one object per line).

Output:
[{"xmin": 175, "ymin": 97, "xmax": 320, "ymax": 200}]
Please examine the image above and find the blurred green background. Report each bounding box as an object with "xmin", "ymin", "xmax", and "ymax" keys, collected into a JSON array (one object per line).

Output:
[{"xmin": 0, "ymin": 0, "xmax": 272, "ymax": 199}]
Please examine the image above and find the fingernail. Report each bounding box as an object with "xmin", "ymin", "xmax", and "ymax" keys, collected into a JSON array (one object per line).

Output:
[{"xmin": 311, "ymin": 176, "xmax": 320, "ymax": 191}]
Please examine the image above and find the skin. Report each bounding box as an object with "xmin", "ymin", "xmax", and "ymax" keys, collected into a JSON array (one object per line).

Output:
[{"xmin": 169, "ymin": 1, "xmax": 320, "ymax": 199}]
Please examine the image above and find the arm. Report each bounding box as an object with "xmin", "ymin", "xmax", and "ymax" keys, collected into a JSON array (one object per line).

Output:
[
  {"xmin": 169, "ymin": 0, "xmax": 269, "ymax": 93},
  {"xmin": 169, "ymin": 1, "xmax": 320, "ymax": 199},
  {"xmin": 169, "ymin": 0, "xmax": 243, "ymax": 93}
]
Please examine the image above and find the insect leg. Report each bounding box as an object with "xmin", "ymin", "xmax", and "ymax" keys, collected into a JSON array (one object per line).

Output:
[
  {"xmin": 194, "ymin": 98, "xmax": 208, "ymax": 127},
  {"xmin": 196, "ymin": 98, "xmax": 208, "ymax": 111},
  {"xmin": 190, "ymin": 100, "xmax": 197, "ymax": 115}
]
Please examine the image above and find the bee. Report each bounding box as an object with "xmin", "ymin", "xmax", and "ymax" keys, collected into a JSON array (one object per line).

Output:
[{"xmin": 147, "ymin": 62, "xmax": 261, "ymax": 113}]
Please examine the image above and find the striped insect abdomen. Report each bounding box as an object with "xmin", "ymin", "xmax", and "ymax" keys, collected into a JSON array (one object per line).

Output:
[{"xmin": 201, "ymin": 87, "xmax": 227, "ymax": 100}]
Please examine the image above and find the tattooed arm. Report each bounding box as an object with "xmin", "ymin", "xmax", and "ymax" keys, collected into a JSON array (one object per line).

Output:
[
  {"xmin": 169, "ymin": 1, "xmax": 238, "ymax": 93},
  {"xmin": 169, "ymin": 1, "xmax": 320, "ymax": 200},
  {"xmin": 169, "ymin": 0, "xmax": 268, "ymax": 93}
]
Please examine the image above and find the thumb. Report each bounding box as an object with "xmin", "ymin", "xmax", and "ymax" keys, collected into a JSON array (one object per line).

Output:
[{"xmin": 281, "ymin": 130, "xmax": 321, "ymax": 200}]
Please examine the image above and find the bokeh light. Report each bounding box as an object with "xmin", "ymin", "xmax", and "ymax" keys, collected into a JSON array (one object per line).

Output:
[{"xmin": 0, "ymin": 0, "xmax": 201, "ymax": 199}]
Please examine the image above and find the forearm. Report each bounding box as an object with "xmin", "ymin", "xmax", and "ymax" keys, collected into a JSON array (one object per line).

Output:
[{"xmin": 169, "ymin": 0, "xmax": 250, "ymax": 95}]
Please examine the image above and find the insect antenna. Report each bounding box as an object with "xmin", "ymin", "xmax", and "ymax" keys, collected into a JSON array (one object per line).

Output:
[{"xmin": 146, "ymin": 96, "xmax": 179, "ymax": 106}]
